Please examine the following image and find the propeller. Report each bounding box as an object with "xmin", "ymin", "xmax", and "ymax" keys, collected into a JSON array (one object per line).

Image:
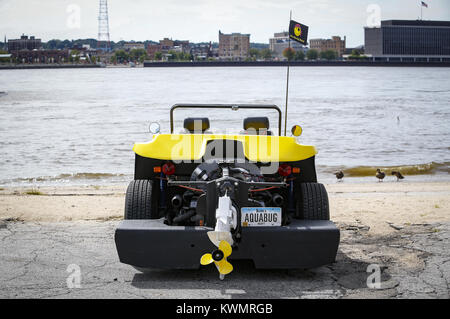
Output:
[{"xmin": 200, "ymin": 241, "xmax": 233, "ymax": 280}]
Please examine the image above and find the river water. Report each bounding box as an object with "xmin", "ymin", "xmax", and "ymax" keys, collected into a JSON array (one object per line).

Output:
[{"xmin": 0, "ymin": 66, "xmax": 449, "ymax": 186}]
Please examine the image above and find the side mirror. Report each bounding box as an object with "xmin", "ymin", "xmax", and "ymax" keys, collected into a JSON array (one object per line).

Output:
[
  {"xmin": 149, "ymin": 122, "xmax": 161, "ymax": 135},
  {"xmin": 291, "ymin": 125, "xmax": 303, "ymax": 137}
]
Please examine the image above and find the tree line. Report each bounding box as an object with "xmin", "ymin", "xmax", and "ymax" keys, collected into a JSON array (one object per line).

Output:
[
  {"xmin": 111, "ymin": 49, "xmax": 149, "ymax": 64},
  {"xmin": 282, "ymin": 48, "xmax": 339, "ymax": 61}
]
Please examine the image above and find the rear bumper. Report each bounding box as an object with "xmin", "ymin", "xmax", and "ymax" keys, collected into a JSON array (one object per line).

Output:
[{"xmin": 115, "ymin": 219, "xmax": 340, "ymax": 270}]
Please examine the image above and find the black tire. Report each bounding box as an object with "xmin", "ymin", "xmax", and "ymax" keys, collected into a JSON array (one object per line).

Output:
[
  {"xmin": 296, "ymin": 183, "xmax": 330, "ymax": 220},
  {"xmin": 125, "ymin": 180, "xmax": 159, "ymax": 220}
]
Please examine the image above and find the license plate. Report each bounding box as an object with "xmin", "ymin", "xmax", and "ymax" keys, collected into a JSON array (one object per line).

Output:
[{"xmin": 241, "ymin": 207, "xmax": 282, "ymax": 227}]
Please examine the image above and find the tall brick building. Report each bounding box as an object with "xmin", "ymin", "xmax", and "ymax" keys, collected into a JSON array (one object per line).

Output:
[
  {"xmin": 218, "ymin": 31, "xmax": 250, "ymax": 60},
  {"xmin": 309, "ymin": 36, "xmax": 346, "ymax": 57}
]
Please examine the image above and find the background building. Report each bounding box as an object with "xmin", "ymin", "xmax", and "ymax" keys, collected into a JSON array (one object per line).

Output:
[
  {"xmin": 269, "ymin": 32, "xmax": 307, "ymax": 58},
  {"xmin": 218, "ymin": 31, "xmax": 250, "ymax": 60},
  {"xmin": 123, "ymin": 42, "xmax": 145, "ymax": 51},
  {"xmin": 365, "ymin": 20, "xmax": 450, "ymax": 62},
  {"xmin": 309, "ymin": 36, "xmax": 346, "ymax": 57},
  {"xmin": 8, "ymin": 35, "xmax": 42, "ymax": 52},
  {"xmin": 147, "ymin": 43, "xmax": 162, "ymax": 59},
  {"xmin": 13, "ymin": 50, "xmax": 68, "ymax": 64},
  {"xmin": 173, "ymin": 40, "xmax": 190, "ymax": 54},
  {"xmin": 190, "ymin": 42, "xmax": 213, "ymax": 60}
]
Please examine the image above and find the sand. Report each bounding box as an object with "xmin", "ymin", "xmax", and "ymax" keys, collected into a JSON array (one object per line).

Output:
[{"xmin": 0, "ymin": 182, "xmax": 449, "ymax": 235}]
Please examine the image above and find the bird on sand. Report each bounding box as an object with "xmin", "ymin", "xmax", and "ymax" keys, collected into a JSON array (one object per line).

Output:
[
  {"xmin": 376, "ymin": 169, "xmax": 386, "ymax": 182},
  {"xmin": 335, "ymin": 171, "xmax": 344, "ymax": 182},
  {"xmin": 392, "ymin": 171, "xmax": 405, "ymax": 181}
]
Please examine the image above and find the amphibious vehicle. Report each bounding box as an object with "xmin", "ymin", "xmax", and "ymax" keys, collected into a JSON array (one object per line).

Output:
[{"xmin": 115, "ymin": 104, "xmax": 340, "ymax": 279}]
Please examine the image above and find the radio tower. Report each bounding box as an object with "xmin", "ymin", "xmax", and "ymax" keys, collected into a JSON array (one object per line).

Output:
[{"xmin": 98, "ymin": 0, "xmax": 110, "ymax": 51}]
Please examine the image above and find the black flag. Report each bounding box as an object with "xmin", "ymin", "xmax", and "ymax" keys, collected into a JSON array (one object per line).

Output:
[{"xmin": 289, "ymin": 20, "xmax": 309, "ymax": 45}]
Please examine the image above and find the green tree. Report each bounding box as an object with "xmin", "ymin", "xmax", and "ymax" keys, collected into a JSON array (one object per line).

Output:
[
  {"xmin": 167, "ymin": 50, "xmax": 177, "ymax": 61},
  {"xmin": 139, "ymin": 55, "xmax": 147, "ymax": 63},
  {"xmin": 351, "ymin": 49, "xmax": 361, "ymax": 57},
  {"xmin": 154, "ymin": 52, "xmax": 162, "ymax": 61},
  {"xmin": 320, "ymin": 49, "xmax": 337, "ymax": 60},
  {"xmin": 130, "ymin": 48, "xmax": 147, "ymax": 62},
  {"xmin": 348, "ymin": 49, "xmax": 365, "ymax": 60},
  {"xmin": 306, "ymin": 49, "xmax": 319, "ymax": 60},
  {"xmin": 282, "ymin": 47, "xmax": 295, "ymax": 61},
  {"xmin": 167, "ymin": 51, "xmax": 192, "ymax": 62},
  {"xmin": 249, "ymin": 48, "xmax": 260, "ymax": 60},
  {"xmin": 294, "ymin": 50, "xmax": 305, "ymax": 61},
  {"xmin": 45, "ymin": 39, "xmax": 61, "ymax": 50},
  {"xmin": 260, "ymin": 48, "xmax": 273, "ymax": 60},
  {"xmin": 175, "ymin": 52, "xmax": 183, "ymax": 61},
  {"xmin": 69, "ymin": 49, "xmax": 81, "ymax": 63},
  {"xmin": 114, "ymin": 50, "xmax": 129, "ymax": 63},
  {"xmin": 58, "ymin": 40, "xmax": 72, "ymax": 50},
  {"xmin": 0, "ymin": 50, "xmax": 9, "ymax": 63}
]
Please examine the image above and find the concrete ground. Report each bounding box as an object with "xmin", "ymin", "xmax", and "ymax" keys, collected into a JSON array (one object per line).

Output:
[{"xmin": 0, "ymin": 220, "xmax": 448, "ymax": 299}]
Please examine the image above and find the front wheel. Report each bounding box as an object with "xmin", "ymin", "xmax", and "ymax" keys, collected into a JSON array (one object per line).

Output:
[
  {"xmin": 295, "ymin": 183, "xmax": 330, "ymax": 220},
  {"xmin": 125, "ymin": 180, "xmax": 159, "ymax": 220}
]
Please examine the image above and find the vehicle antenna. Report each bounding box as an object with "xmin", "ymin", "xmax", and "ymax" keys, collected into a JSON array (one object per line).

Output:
[{"xmin": 284, "ymin": 10, "xmax": 292, "ymax": 136}]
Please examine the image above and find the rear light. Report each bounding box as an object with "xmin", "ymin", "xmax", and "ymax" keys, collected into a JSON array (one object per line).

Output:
[
  {"xmin": 153, "ymin": 166, "xmax": 162, "ymax": 173},
  {"xmin": 293, "ymin": 167, "xmax": 301, "ymax": 174},
  {"xmin": 278, "ymin": 164, "xmax": 292, "ymax": 177},
  {"xmin": 162, "ymin": 162, "xmax": 176, "ymax": 176}
]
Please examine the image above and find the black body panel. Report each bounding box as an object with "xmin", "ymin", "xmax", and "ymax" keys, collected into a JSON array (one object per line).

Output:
[{"xmin": 115, "ymin": 219, "xmax": 340, "ymax": 270}]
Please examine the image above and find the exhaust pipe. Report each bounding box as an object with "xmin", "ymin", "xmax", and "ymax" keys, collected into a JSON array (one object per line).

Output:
[
  {"xmin": 173, "ymin": 209, "xmax": 196, "ymax": 223},
  {"xmin": 182, "ymin": 191, "xmax": 194, "ymax": 203},
  {"xmin": 272, "ymin": 194, "xmax": 284, "ymax": 207},
  {"xmin": 171, "ymin": 195, "xmax": 183, "ymax": 209}
]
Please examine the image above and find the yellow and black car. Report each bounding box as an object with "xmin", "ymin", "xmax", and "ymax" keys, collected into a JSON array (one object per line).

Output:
[{"xmin": 115, "ymin": 104, "xmax": 340, "ymax": 279}]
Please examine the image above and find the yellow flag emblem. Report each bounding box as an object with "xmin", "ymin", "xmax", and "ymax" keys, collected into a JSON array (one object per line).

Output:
[{"xmin": 294, "ymin": 24, "xmax": 302, "ymax": 37}]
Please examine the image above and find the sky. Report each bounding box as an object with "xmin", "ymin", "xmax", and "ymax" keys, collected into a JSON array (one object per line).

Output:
[{"xmin": 1, "ymin": 0, "xmax": 449, "ymax": 47}]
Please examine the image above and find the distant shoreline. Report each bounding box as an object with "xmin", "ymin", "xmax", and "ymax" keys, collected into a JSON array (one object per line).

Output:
[
  {"xmin": 144, "ymin": 61, "xmax": 450, "ymax": 68},
  {"xmin": 0, "ymin": 64, "xmax": 102, "ymax": 70},
  {"xmin": 2, "ymin": 61, "xmax": 449, "ymax": 70}
]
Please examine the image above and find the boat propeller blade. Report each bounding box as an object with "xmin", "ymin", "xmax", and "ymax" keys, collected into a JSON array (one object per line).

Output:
[{"xmin": 200, "ymin": 240, "xmax": 233, "ymax": 280}]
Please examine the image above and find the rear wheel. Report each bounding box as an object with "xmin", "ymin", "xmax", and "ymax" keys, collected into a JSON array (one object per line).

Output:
[
  {"xmin": 125, "ymin": 180, "xmax": 159, "ymax": 220},
  {"xmin": 296, "ymin": 183, "xmax": 330, "ymax": 220}
]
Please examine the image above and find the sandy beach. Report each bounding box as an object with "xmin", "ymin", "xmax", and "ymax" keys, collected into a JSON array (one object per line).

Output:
[{"xmin": 1, "ymin": 182, "xmax": 449, "ymax": 235}]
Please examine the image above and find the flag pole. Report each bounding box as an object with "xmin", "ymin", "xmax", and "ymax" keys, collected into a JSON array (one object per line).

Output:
[
  {"xmin": 284, "ymin": 10, "xmax": 292, "ymax": 136},
  {"xmin": 421, "ymin": 2, "xmax": 423, "ymax": 20}
]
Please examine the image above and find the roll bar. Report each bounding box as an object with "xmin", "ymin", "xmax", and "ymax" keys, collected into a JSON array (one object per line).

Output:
[{"xmin": 170, "ymin": 104, "xmax": 283, "ymax": 136}]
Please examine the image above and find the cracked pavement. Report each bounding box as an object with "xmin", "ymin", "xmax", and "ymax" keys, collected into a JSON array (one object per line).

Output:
[{"xmin": 0, "ymin": 220, "xmax": 448, "ymax": 299}]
